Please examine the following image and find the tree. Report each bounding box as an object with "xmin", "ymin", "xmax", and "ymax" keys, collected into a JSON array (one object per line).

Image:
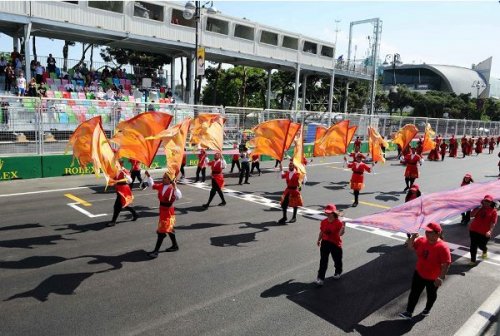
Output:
[
  {"xmin": 100, "ymin": 47, "xmax": 172, "ymax": 76},
  {"xmin": 62, "ymin": 41, "xmax": 75, "ymax": 71}
]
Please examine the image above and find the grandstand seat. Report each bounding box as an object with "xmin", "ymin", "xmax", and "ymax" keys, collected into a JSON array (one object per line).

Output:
[
  {"xmin": 67, "ymin": 112, "xmax": 77, "ymax": 124},
  {"xmin": 76, "ymin": 79, "xmax": 85, "ymax": 86},
  {"xmin": 62, "ymin": 92, "xmax": 71, "ymax": 99},
  {"xmin": 46, "ymin": 90, "xmax": 54, "ymax": 98},
  {"xmin": 58, "ymin": 86, "xmax": 65, "ymax": 91},
  {"xmin": 122, "ymin": 95, "xmax": 129, "ymax": 101},
  {"xmin": 50, "ymin": 72, "xmax": 57, "ymax": 80},
  {"xmin": 54, "ymin": 91, "xmax": 63, "ymax": 99},
  {"xmin": 98, "ymin": 100, "xmax": 108, "ymax": 108},
  {"xmin": 112, "ymin": 78, "xmax": 120, "ymax": 86},
  {"xmin": 70, "ymin": 92, "xmax": 78, "ymax": 99},
  {"xmin": 54, "ymin": 78, "xmax": 62, "ymax": 85},
  {"xmin": 46, "ymin": 78, "xmax": 54, "ymax": 85},
  {"xmin": 61, "ymin": 79, "xmax": 69, "ymax": 85},
  {"xmin": 50, "ymin": 84, "xmax": 58, "ymax": 91},
  {"xmin": 88, "ymin": 106, "xmax": 97, "ymax": 115},
  {"xmin": 68, "ymin": 99, "xmax": 76, "ymax": 106},
  {"xmin": 58, "ymin": 112, "xmax": 69, "ymax": 124},
  {"xmin": 86, "ymin": 92, "xmax": 95, "ymax": 100},
  {"xmin": 120, "ymin": 79, "xmax": 126, "ymax": 85},
  {"xmin": 78, "ymin": 92, "xmax": 86, "ymax": 100}
]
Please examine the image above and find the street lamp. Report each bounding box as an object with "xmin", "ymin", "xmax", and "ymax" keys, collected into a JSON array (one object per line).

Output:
[
  {"xmin": 183, "ymin": 1, "xmax": 217, "ymax": 105},
  {"xmin": 383, "ymin": 53, "xmax": 402, "ymax": 85},
  {"xmin": 471, "ymin": 80, "xmax": 486, "ymax": 99}
]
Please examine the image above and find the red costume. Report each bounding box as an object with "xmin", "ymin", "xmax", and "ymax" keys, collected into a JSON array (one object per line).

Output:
[
  {"xmin": 208, "ymin": 158, "xmax": 225, "ymax": 189},
  {"xmin": 475, "ymin": 137, "xmax": 483, "ymax": 154},
  {"xmin": 347, "ymin": 161, "xmax": 371, "ymax": 191},
  {"xmin": 152, "ymin": 183, "xmax": 177, "ymax": 233},
  {"xmin": 403, "ymin": 153, "xmax": 422, "ymax": 178},
  {"xmin": 449, "ymin": 136, "xmax": 458, "ymax": 157},
  {"xmin": 354, "ymin": 138, "xmax": 362, "ymax": 152},
  {"xmin": 439, "ymin": 142, "xmax": 448, "ymax": 159},
  {"xmin": 461, "ymin": 136, "xmax": 468, "ymax": 157},
  {"xmin": 115, "ymin": 169, "xmax": 134, "ymax": 207},
  {"xmin": 468, "ymin": 138, "xmax": 474, "ymax": 156},
  {"xmin": 280, "ymin": 171, "xmax": 303, "ymax": 207},
  {"xmin": 489, "ymin": 138, "xmax": 495, "ymax": 153},
  {"xmin": 198, "ymin": 151, "xmax": 208, "ymax": 168},
  {"xmin": 428, "ymin": 136, "xmax": 441, "ymax": 161}
]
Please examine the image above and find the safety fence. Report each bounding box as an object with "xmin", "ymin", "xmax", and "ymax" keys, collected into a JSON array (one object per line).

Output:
[{"xmin": 1, "ymin": 96, "xmax": 499, "ymax": 157}]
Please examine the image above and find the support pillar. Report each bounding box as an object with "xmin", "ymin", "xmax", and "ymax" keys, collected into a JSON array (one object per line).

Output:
[
  {"xmin": 185, "ymin": 54, "xmax": 194, "ymax": 105},
  {"xmin": 343, "ymin": 81, "xmax": 349, "ymax": 113},
  {"xmin": 294, "ymin": 64, "xmax": 301, "ymax": 113},
  {"xmin": 327, "ymin": 70, "xmax": 336, "ymax": 125},
  {"xmin": 301, "ymin": 73, "xmax": 308, "ymax": 111},
  {"xmin": 266, "ymin": 69, "xmax": 272, "ymax": 109},
  {"xmin": 170, "ymin": 58, "xmax": 176, "ymax": 92},
  {"xmin": 23, "ymin": 23, "xmax": 32, "ymax": 84}
]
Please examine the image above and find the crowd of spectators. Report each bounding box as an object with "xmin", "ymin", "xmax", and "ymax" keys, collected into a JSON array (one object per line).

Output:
[{"xmin": 1, "ymin": 48, "xmax": 175, "ymax": 103}]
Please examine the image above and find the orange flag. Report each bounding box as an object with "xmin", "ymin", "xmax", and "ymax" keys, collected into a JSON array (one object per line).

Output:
[
  {"xmin": 249, "ymin": 119, "xmax": 300, "ymax": 161},
  {"xmin": 92, "ymin": 121, "xmax": 121, "ymax": 186},
  {"xmin": 151, "ymin": 119, "xmax": 192, "ymax": 180},
  {"xmin": 393, "ymin": 124, "xmax": 418, "ymax": 150},
  {"xmin": 112, "ymin": 112, "xmax": 172, "ymax": 167},
  {"xmin": 314, "ymin": 120, "xmax": 351, "ymax": 156},
  {"xmin": 292, "ymin": 125, "xmax": 307, "ymax": 183},
  {"xmin": 422, "ymin": 123, "xmax": 436, "ymax": 153},
  {"xmin": 346, "ymin": 125, "xmax": 358, "ymax": 150},
  {"xmin": 67, "ymin": 116, "xmax": 101, "ymax": 167},
  {"xmin": 368, "ymin": 126, "xmax": 389, "ymax": 163},
  {"xmin": 313, "ymin": 125, "xmax": 328, "ymax": 157},
  {"xmin": 190, "ymin": 113, "xmax": 225, "ymax": 151}
]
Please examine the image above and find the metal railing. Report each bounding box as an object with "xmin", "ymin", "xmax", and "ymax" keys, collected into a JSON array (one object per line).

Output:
[{"xmin": 0, "ymin": 95, "xmax": 499, "ymax": 156}]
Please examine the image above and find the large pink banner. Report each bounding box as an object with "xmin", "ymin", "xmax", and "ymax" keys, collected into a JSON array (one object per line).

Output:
[{"xmin": 346, "ymin": 180, "xmax": 500, "ymax": 233}]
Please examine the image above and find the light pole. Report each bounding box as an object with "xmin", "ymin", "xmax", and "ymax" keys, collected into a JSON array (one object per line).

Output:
[
  {"xmin": 471, "ymin": 80, "xmax": 486, "ymax": 99},
  {"xmin": 383, "ymin": 53, "xmax": 402, "ymax": 85},
  {"xmin": 183, "ymin": 1, "xmax": 217, "ymax": 105}
]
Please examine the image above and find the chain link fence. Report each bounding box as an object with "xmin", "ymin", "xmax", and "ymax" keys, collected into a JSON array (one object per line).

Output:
[{"xmin": 1, "ymin": 95, "xmax": 499, "ymax": 156}]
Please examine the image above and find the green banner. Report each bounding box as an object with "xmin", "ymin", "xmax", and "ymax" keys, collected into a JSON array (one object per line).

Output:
[{"xmin": 0, "ymin": 156, "xmax": 42, "ymax": 180}]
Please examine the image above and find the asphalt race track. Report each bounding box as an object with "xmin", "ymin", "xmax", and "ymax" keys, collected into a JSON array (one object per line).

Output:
[{"xmin": 1, "ymin": 150, "xmax": 499, "ymax": 336}]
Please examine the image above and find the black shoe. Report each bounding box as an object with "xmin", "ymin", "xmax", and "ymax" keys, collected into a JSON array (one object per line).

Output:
[
  {"xmin": 244, "ymin": 182, "xmax": 250, "ymax": 184},
  {"xmin": 238, "ymin": 183, "xmax": 242, "ymax": 185},
  {"xmin": 218, "ymin": 201, "xmax": 226, "ymax": 206},
  {"xmin": 399, "ymin": 311, "xmax": 412, "ymax": 320},
  {"xmin": 403, "ymin": 186, "xmax": 409, "ymax": 191},
  {"xmin": 147, "ymin": 251, "xmax": 159, "ymax": 259},
  {"xmin": 132, "ymin": 214, "xmax": 139, "ymax": 221},
  {"xmin": 289, "ymin": 218, "xmax": 297, "ymax": 223},
  {"xmin": 277, "ymin": 218, "xmax": 287, "ymax": 224},
  {"xmin": 107, "ymin": 222, "xmax": 116, "ymax": 227},
  {"xmin": 352, "ymin": 202, "xmax": 358, "ymax": 207},
  {"xmin": 202, "ymin": 204, "xmax": 209, "ymax": 209},
  {"xmin": 165, "ymin": 245, "xmax": 179, "ymax": 252},
  {"xmin": 421, "ymin": 309, "xmax": 430, "ymax": 316}
]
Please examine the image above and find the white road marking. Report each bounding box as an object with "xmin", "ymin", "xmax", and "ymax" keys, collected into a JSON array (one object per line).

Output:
[
  {"xmin": 454, "ymin": 285, "xmax": 500, "ymax": 336},
  {"xmin": 67, "ymin": 203, "xmax": 107, "ymax": 218},
  {"xmin": 0, "ymin": 186, "xmax": 88, "ymax": 198}
]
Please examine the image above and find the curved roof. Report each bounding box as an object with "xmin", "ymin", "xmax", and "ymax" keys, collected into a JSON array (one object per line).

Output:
[{"xmin": 396, "ymin": 64, "xmax": 487, "ymax": 96}]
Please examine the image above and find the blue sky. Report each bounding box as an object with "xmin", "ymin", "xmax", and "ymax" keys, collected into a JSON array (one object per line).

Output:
[{"xmin": 1, "ymin": 1, "xmax": 498, "ymax": 77}]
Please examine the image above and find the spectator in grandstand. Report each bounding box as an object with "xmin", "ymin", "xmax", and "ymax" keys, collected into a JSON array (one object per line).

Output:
[
  {"xmin": 147, "ymin": 101, "xmax": 156, "ymax": 112},
  {"xmin": 106, "ymin": 87, "xmax": 116, "ymax": 101},
  {"xmin": 0, "ymin": 56, "xmax": 7, "ymax": 75},
  {"xmin": 4, "ymin": 63, "xmax": 14, "ymax": 93},
  {"xmin": 46, "ymin": 53, "xmax": 56, "ymax": 73},
  {"xmin": 37, "ymin": 85, "xmax": 47, "ymax": 98},
  {"xmin": 27, "ymin": 78, "xmax": 37, "ymax": 97},
  {"xmin": 10, "ymin": 47, "xmax": 20, "ymax": 64},
  {"xmin": 115, "ymin": 106, "xmax": 122, "ymax": 124},
  {"xmin": 166, "ymin": 87, "xmax": 173, "ymax": 98},
  {"xmin": 1, "ymin": 98, "xmax": 9, "ymax": 127},
  {"xmin": 16, "ymin": 72, "xmax": 26, "ymax": 97},
  {"xmin": 80, "ymin": 63, "xmax": 89, "ymax": 77},
  {"xmin": 96, "ymin": 87, "xmax": 105, "ymax": 100},
  {"xmin": 102, "ymin": 65, "xmax": 111, "ymax": 79},
  {"xmin": 14, "ymin": 57, "xmax": 22, "ymax": 77},
  {"xmin": 30, "ymin": 60, "xmax": 36, "ymax": 79},
  {"xmin": 35, "ymin": 62, "xmax": 44, "ymax": 84}
]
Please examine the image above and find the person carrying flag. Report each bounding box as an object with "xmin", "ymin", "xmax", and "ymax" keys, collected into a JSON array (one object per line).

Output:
[
  {"xmin": 460, "ymin": 173, "xmax": 474, "ymax": 224},
  {"xmin": 403, "ymin": 147, "xmax": 423, "ymax": 191},
  {"xmin": 108, "ymin": 160, "xmax": 138, "ymax": 227},
  {"xmin": 194, "ymin": 148, "xmax": 208, "ymax": 183},
  {"xmin": 202, "ymin": 151, "xmax": 227, "ymax": 208},
  {"xmin": 278, "ymin": 160, "xmax": 303, "ymax": 224},
  {"xmin": 345, "ymin": 153, "xmax": 372, "ymax": 207},
  {"xmin": 129, "ymin": 158, "xmax": 143, "ymax": 189},
  {"xmin": 147, "ymin": 172, "xmax": 182, "ymax": 258},
  {"xmin": 468, "ymin": 195, "xmax": 497, "ymax": 265},
  {"xmin": 449, "ymin": 135, "xmax": 458, "ymax": 157}
]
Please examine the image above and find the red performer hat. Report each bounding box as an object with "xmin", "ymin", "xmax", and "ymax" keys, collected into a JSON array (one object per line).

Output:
[
  {"xmin": 356, "ymin": 153, "xmax": 366, "ymax": 160},
  {"xmin": 464, "ymin": 173, "xmax": 472, "ymax": 179},
  {"xmin": 483, "ymin": 195, "xmax": 494, "ymax": 202},
  {"xmin": 410, "ymin": 184, "xmax": 419, "ymax": 191},
  {"xmin": 324, "ymin": 203, "xmax": 342, "ymax": 216},
  {"xmin": 425, "ymin": 222, "xmax": 442, "ymax": 234}
]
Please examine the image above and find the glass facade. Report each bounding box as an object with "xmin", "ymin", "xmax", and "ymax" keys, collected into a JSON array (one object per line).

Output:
[{"xmin": 382, "ymin": 68, "xmax": 448, "ymax": 91}]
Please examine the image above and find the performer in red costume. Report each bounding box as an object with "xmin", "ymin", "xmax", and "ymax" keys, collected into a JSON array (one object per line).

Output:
[
  {"xmin": 108, "ymin": 160, "xmax": 138, "ymax": 227},
  {"xmin": 278, "ymin": 160, "xmax": 303, "ymax": 224},
  {"xmin": 403, "ymin": 147, "xmax": 423, "ymax": 191},
  {"xmin": 202, "ymin": 151, "xmax": 227, "ymax": 208},
  {"xmin": 345, "ymin": 153, "xmax": 372, "ymax": 207},
  {"xmin": 439, "ymin": 140, "xmax": 448, "ymax": 161},
  {"xmin": 194, "ymin": 148, "xmax": 208, "ymax": 183},
  {"xmin": 147, "ymin": 172, "xmax": 182, "ymax": 258},
  {"xmin": 448, "ymin": 135, "xmax": 458, "ymax": 157}
]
